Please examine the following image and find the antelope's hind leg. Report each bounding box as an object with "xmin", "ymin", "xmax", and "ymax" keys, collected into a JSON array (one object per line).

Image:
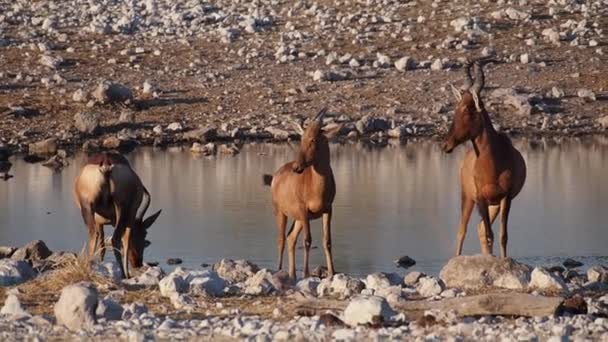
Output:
[
  {"xmin": 302, "ymin": 219, "xmax": 312, "ymax": 278},
  {"xmin": 476, "ymin": 203, "xmax": 500, "ymax": 255},
  {"xmin": 499, "ymin": 197, "xmax": 512, "ymax": 258},
  {"xmin": 322, "ymin": 210, "xmax": 335, "ymax": 277}
]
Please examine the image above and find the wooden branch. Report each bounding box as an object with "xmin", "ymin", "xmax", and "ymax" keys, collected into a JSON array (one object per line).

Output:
[{"xmin": 293, "ymin": 292, "xmax": 563, "ymax": 319}]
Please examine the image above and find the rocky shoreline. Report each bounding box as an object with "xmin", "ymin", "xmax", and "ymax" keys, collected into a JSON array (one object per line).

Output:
[{"xmin": 1, "ymin": 240, "xmax": 607, "ymax": 340}]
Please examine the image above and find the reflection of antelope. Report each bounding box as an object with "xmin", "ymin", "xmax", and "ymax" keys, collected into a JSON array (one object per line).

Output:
[
  {"xmin": 263, "ymin": 108, "xmax": 341, "ymax": 280},
  {"xmin": 0, "ymin": 148, "xmax": 12, "ymax": 180},
  {"xmin": 74, "ymin": 152, "xmax": 161, "ymax": 278},
  {"xmin": 442, "ymin": 60, "xmax": 526, "ymax": 258}
]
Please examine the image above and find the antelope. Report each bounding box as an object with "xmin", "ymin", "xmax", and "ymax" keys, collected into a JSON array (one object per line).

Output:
[
  {"xmin": 74, "ymin": 152, "xmax": 161, "ymax": 278},
  {"xmin": 442, "ymin": 60, "xmax": 526, "ymax": 258},
  {"xmin": 263, "ymin": 108, "xmax": 341, "ymax": 280}
]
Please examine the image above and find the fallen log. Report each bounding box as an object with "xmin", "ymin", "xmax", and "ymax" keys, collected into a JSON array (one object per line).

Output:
[{"xmin": 293, "ymin": 292, "xmax": 564, "ymax": 319}]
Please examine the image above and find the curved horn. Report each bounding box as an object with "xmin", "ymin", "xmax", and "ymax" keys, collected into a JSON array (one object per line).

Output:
[
  {"xmin": 136, "ymin": 186, "xmax": 151, "ymax": 222},
  {"xmin": 313, "ymin": 107, "xmax": 328, "ymax": 123},
  {"xmin": 471, "ymin": 61, "xmax": 485, "ymax": 96},
  {"xmin": 461, "ymin": 60, "xmax": 474, "ymax": 91}
]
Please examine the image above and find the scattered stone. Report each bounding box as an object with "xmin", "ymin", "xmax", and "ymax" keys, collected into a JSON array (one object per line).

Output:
[
  {"xmin": 74, "ymin": 112, "xmax": 99, "ymax": 134},
  {"xmin": 430, "ymin": 59, "xmax": 444, "ymax": 71},
  {"xmin": 28, "ymin": 138, "xmax": 58, "ymax": 156},
  {"xmin": 0, "ymin": 247, "xmax": 16, "ymax": 259},
  {"xmin": 187, "ymin": 270, "xmax": 227, "ymax": 297},
  {"xmin": 559, "ymin": 295, "xmax": 588, "ymax": 316},
  {"xmin": 440, "ymin": 255, "xmax": 531, "ymax": 290},
  {"xmin": 54, "ymin": 282, "xmax": 98, "ymax": 331},
  {"xmin": 190, "ymin": 142, "xmax": 216, "ymax": 156},
  {"xmin": 296, "ymin": 277, "xmax": 321, "ymax": 296},
  {"xmin": 102, "ymin": 136, "xmax": 122, "ymax": 149},
  {"xmin": 450, "ymin": 17, "xmax": 471, "ymax": 33},
  {"xmin": 0, "ymin": 260, "xmax": 35, "ymax": 286},
  {"xmin": 213, "ymin": 259, "xmax": 259, "ymax": 283},
  {"xmin": 72, "ymin": 89, "xmax": 87, "ymax": 102},
  {"xmin": 505, "ymin": 7, "xmax": 531, "ymax": 21},
  {"xmin": 551, "ymin": 87, "xmax": 565, "ymax": 99},
  {"xmin": 183, "ymin": 127, "xmax": 217, "ymax": 143},
  {"xmin": 39, "ymin": 54, "xmax": 64, "ymax": 69},
  {"xmin": 317, "ymin": 274, "xmax": 365, "ymax": 299},
  {"xmin": 11, "ymin": 240, "xmax": 52, "ymax": 261},
  {"xmin": 394, "ymin": 57, "xmax": 415, "ymax": 71},
  {"xmin": 159, "ymin": 272, "xmax": 189, "ymax": 297},
  {"xmin": 167, "ymin": 258, "xmax": 183, "ymax": 265},
  {"xmin": 587, "ymin": 266, "xmax": 608, "ymax": 283},
  {"xmin": 342, "ymin": 295, "xmax": 395, "ymax": 326},
  {"xmin": 417, "ymin": 277, "xmax": 445, "ymax": 297},
  {"xmin": 563, "ymin": 258, "xmax": 583, "ymax": 269},
  {"xmin": 577, "ymin": 88, "xmax": 596, "ymax": 101},
  {"xmin": 166, "ymin": 122, "xmax": 183, "ymax": 132},
  {"xmin": 93, "ymin": 81, "xmax": 134, "ymax": 104},
  {"xmin": 403, "ymin": 271, "xmax": 425, "ymax": 286},
  {"xmin": 118, "ymin": 111, "xmax": 135, "ymax": 124},
  {"xmin": 529, "ymin": 267, "xmax": 568, "ymax": 293},
  {"xmin": 1, "ymin": 293, "xmax": 30, "ymax": 319},
  {"xmin": 395, "ymin": 255, "xmax": 416, "ymax": 269},
  {"xmin": 96, "ymin": 298, "xmax": 123, "ymax": 321},
  {"xmin": 365, "ymin": 273, "xmax": 402, "ymax": 292}
]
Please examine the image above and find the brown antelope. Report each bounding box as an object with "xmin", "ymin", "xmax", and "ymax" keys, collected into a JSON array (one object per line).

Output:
[
  {"xmin": 74, "ymin": 152, "xmax": 161, "ymax": 278},
  {"xmin": 263, "ymin": 108, "xmax": 341, "ymax": 280},
  {"xmin": 442, "ymin": 60, "xmax": 526, "ymax": 258}
]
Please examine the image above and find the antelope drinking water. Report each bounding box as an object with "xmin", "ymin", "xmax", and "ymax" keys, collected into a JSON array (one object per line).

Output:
[
  {"xmin": 74, "ymin": 152, "xmax": 161, "ymax": 278},
  {"xmin": 263, "ymin": 108, "xmax": 341, "ymax": 280},
  {"xmin": 442, "ymin": 60, "xmax": 526, "ymax": 257}
]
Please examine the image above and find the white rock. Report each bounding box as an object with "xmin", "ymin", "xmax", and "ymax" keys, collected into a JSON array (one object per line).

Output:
[
  {"xmin": 551, "ymin": 87, "xmax": 565, "ymax": 99},
  {"xmin": 440, "ymin": 255, "xmax": 531, "ymax": 290},
  {"xmin": 431, "ymin": 59, "xmax": 444, "ymax": 71},
  {"xmin": 342, "ymin": 295, "xmax": 395, "ymax": 326},
  {"xmin": 577, "ymin": 88, "xmax": 596, "ymax": 101},
  {"xmin": 417, "ymin": 277, "xmax": 444, "ymax": 297},
  {"xmin": 122, "ymin": 266, "xmax": 164, "ymax": 287},
  {"xmin": 529, "ymin": 268, "xmax": 568, "ymax": 293},
  {"xmin": 72, "ymin": 89, "xmax": 87, "ymax": 102},
  {"xmin": 588, "ymin": 266, "xmax": 608, "ymax": 283},
  {"xmin": 96, "ymin": 298, "xmax": 123, "ymax": 321},
  {"xmin": 54, "ymin": 282, "xmax": 98, "ymax": 331},
  {"xmin": 365, "ymin": 272, "xmax": 402, "ymax": 292},
  {"xmin": 93, "ymin": 81, "xmax": 133, "ymax": 104},
  {"xmin": 394, "ymin": 57, "xmax": 415, "ymax": 71},
  {"xmin": 213, "ymin": 259, "xmax": 259, "ymax": 283},
  {"xmin": 93, "ymin": 261, "xmax": 122, "ymax": 282},
  {"xmin": 505, "ymin": 7, "xmax": 531, "ymax": 21},
  {"xmin": 312, "ymin": 69, "xmax": 325, "ymax": 82},
  {"xmin": 187, "ymin": 270, "xmax": 227, "ymax": 297},
  {"xmin": 159, "ymin": 272, "xmax": 188, "ymax": 297},
  {"xmin": 450, "ymin": 17, "xmax": 471, "ymax": 33},
  {"xmin": 296, "ymin": 277, "xmax": 321, "ymax": 296},
  {"xmin": 1, "ymin": 294, "xmax": 30, "ymax": 319},
  {"xmin": 375, "ymin": 53, "xmax": 391, "ymax": 68},
  {"xmin": 243, "ymin": 269, "xmax": 276, "ymax": 295},
  {"xmin": 520, "ymin": 53, "xmax": 531, "ymax": 64},
  {"xmin": 166, "ymin": 122, "xmax": 183, "ymax": 132},
  {"xmin": 39, "ymin": 55, "xmax": 64, "ymax": 69},
  {"xmin": 403, "ymin": 271, "xmax": 425, "ymax": 286},
  {"xmin": 0, "ymin": 259, "xmax": 36, "ymax": 286},
  {"xmin": 317, "ymin": 274, "xmax": 365, "ymax": 299},
  {"xmin": 542, "ymin": 28, "xmax": 561, "ymax": 45},
  {"xmin": 73, "ymin": 112, "xmax": 99, "ymax": 134}
]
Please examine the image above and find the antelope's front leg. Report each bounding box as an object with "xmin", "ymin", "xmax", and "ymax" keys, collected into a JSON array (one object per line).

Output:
[
  {"xmin": 302, "ymin": 219, "xmax": 312, "ymax": 278},
  {"xmin": 476, "ymin": 201, "xmax": 494, "ymax": 255},
  {"xmin": 456, "ymin": 196, "xmax": 475, "ymax": 256},
  {"xmin": 287, "ymin": 220, "xmax": 303, "ymax": 280},
  {"xmin": 275, "ymin": 213, "xmax": 287, "ymax": 271},
  {"xmin": 322, "ymin": 210, "xmax": 335, "ymax": 277},
  {"xmin": 121, "ymin": 227, "xmax": 132, "ymax": 279}
]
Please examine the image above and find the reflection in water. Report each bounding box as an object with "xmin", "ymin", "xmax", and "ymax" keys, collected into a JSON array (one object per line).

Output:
[{"xmin": 1, "ymin": 137, "xmax": 608, "ymax": 275}]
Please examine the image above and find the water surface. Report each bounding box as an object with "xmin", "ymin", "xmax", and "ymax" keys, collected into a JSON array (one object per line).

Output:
[{"xmin": 1, "ymin": 137, "xmax": 608, "ymax": 275}]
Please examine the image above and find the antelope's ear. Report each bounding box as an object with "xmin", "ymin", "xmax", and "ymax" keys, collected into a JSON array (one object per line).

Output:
[
  {"xmin": 322, "ymin": 123, "xmax": 343, "ymax": 139},
  {"xmin": 143, "ymin": 210, "xmax": 162, "ymax": 229}
]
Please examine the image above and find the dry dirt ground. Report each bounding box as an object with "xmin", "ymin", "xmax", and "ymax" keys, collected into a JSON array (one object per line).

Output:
[{"xmin": 0, "ymin": 0, "xmax": 607, "ymax": 154}]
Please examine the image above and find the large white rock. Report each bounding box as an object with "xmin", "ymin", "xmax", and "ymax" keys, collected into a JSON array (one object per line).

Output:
[
  {"xmin": 403, "ymin": 271, "xmax": 425, "ymax": 286},
  {"xmin": 529, "ymin": 268, "xmax": 568, "ymax": 293},
  {"xmin": 296, "ymin": 277, "xmax": 321, "ymax": 296},
  {"xmin": 417, "ymin": 277, "xmax": 445, "ymax": 297},
  {"xmin": 212, "ymin": 259, "xmax": 259, "ymax": 283},
  {"xmin": 122, "ymin": 266, "xmax": 165, "ymax": 287},
  {"xmin": 0, "ymin": 259, "xmax": 36, "ymax": 286},
  {"xmin": 187, "ymin": 270, "xmax": 227, "ymax": 297},
  {"xmin": 342, "ymin": 295, "xmax": 395, "ymax": 326},
  {"xmin": 365, "ymin": 272, "xmax": 402, "ymax": 292},
  {"xmin": 317, "ymin": 274, "xmax": 365, "ymax": 299},
  {"xmin": 440, "ymin": 255, "xmax": 531, "ymax": 290},
  {"xmin": 54, "ymin": 282, "xmax": 98, "ymax": 331},
  {"xmin": 159, "ymin": 272, "xmax": 188, "ymax": 297},
  {"xmin": 1, "ymin": 293, "xmax": 30, "ymax": 319},
  {"xmin": 243, "ymin": 269, "xmax": 278, "ymax": 295},
  {"xmin": 587, "ymin": 266, "xmax": 608, "ymax": 283}
]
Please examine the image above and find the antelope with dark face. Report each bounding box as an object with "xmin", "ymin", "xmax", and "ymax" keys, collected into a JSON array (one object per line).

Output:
[
  {"xmin": 263, "ymin": 108, "xmax": 341, "ymax": 280},
  {"xmin": 442, "ymin": 60, "xmax": 526, "ymax": 258},
  {"xmin": 74, "ymin": 152, "xmax": 161, "ymax": 278}
]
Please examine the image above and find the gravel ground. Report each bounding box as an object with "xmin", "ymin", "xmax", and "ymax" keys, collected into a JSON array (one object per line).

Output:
[{"xmin": 1, "ymin": 0, "xmax": 608, "ymax": 156}]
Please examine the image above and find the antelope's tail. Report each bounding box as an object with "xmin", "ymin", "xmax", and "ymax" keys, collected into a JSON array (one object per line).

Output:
[{"xmin": 262, "ymin": 174, "xmax": 273, "ymax": 186}]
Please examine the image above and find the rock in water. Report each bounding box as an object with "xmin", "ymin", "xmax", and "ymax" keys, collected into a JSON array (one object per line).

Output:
[
  {"xmin": 342, "ymin": 295, "xmax": 395, "ymax": 326},
  {"xmin": 440, "ymin": 255, "xmax": 531, "ymax": 290},
  {"xmin": 167, "ymin": 258, "xmax": 183, "ymax": 265},
  {"xmin": 562, "ymin": 258, "xmax": 583, "ymax": 269},
  {"xmin": 54, "ymin": 282, "xmax": 98, "ymax": 330},
  {"xmin": 394, "ymin": 255, "xmax": 416, "ymax": 269}
]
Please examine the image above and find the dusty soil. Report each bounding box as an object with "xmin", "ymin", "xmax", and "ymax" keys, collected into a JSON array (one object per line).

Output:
[{"xmin": 1, "ymin": 1, "xmax": 607, "ymax": 155}]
